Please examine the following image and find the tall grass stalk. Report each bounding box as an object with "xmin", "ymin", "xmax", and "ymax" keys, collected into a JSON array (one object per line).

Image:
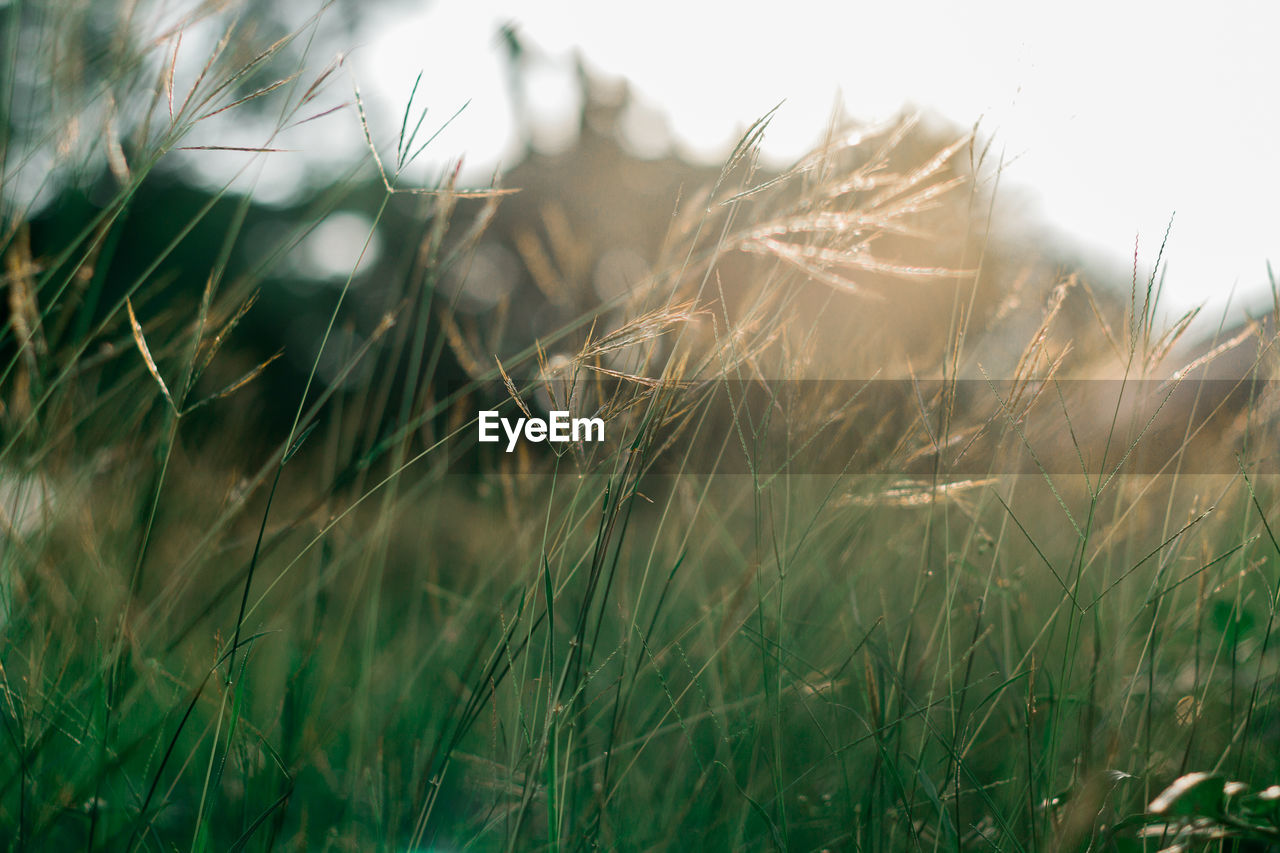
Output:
[{"xmin": 6, "ymin": 3, "xmax": 1280, "ymax": 851}]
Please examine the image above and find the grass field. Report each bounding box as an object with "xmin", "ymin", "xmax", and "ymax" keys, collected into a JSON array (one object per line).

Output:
[{"xmin": 5, "ymin": 3, "xmax": 1280, "ymax": 851}]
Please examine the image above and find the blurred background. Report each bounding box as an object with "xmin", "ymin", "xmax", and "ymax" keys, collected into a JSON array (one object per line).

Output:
[
  {"xmin": 7, "ymin": 0, "xmax": 1278, "ymax": 457},
  {"xmin": 10, "ymin": 0, "xmax": 1279, "ymax": 325},
  {"xmin": 359, "ymin": 0, "xmax": 1280, "ymax": 324}
]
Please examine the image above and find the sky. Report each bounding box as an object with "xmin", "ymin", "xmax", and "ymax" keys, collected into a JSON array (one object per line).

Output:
[{"xmin": 350, "ymin": 0, "xmax": 1280, "ymax": 327}]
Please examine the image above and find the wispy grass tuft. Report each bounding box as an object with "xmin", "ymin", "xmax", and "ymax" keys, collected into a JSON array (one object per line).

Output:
[{"xmin": 3, "ymin": 4, "xmax": 1280, "ymax": 851}]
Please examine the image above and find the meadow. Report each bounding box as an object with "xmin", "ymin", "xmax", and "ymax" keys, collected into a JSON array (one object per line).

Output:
[{"xmin": 4, "ymin": 3, "xmax": 1280, "ymax": 851}]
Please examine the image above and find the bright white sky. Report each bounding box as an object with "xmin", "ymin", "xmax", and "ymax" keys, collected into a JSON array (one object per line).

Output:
[{"xmin": 355, "ymin": 0, "xmax": 1280, "ymax": 325}]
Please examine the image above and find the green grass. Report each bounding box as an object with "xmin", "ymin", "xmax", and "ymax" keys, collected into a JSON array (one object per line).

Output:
[{"xmin": 4, "ymin": 3, "xmax": 1280, "ymax": 851}]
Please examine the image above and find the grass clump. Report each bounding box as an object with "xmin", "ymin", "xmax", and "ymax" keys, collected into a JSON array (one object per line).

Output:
[{"xmin": 4, "ymin": 3, "xmax": 1280, "ymax": 851}]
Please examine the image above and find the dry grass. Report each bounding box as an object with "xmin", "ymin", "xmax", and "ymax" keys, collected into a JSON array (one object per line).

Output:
[{"xmin": 3, "ymin": 3, "xmax": 1280, "ymax": 851}]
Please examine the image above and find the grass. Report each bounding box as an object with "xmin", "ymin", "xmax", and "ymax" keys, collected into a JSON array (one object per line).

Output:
[{"xmin": 4, "ymin": 2, "xmax": 1280, "ymax": 851}]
